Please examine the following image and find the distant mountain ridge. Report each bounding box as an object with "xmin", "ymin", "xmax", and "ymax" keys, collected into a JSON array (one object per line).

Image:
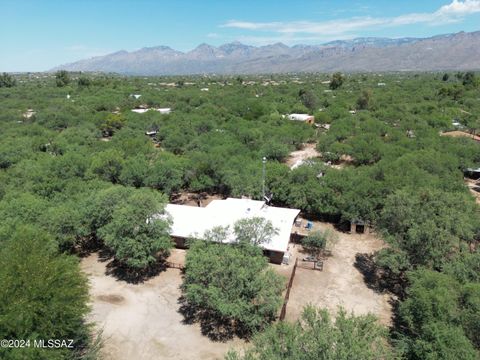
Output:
[{"xmin": 53, "ymin": 31, "xmax": 480, "ymax": 74}]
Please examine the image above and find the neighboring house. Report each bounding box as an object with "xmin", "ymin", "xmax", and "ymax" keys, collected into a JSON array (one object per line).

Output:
[
  {"xmin": 464, "ymin": 167, "xmax": 480, "ymax": 180},
  {"xmin": 22, "ymin": 109, "xmax": 36, "ymax": 119},
  {"xmin": 406, "ymin": 129, "xmax": 416, "ymax": 138},
  {"xmin": 159, "ymin": 198, "xmax": 300, "ymax": 264},
  {"xmin": 131, "ymin": 106, "xmax": 171, "ymax": 114},
  {"xmin": 131, "ymin": 108, "xmax": 149, "ymax": 113},
  {"xmin": 287, "ymin": 114, "xmax": 315, "ymax": 125},
  {"xmin": 452, "ymin": 119, "xmax": 465, "ymax": 129},
  {"xmin": 155, "ymin": 108, "xmax": 171, "ymax": 114}
]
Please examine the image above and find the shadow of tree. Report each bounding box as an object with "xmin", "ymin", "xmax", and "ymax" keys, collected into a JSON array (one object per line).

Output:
[
  {"xmin": 98, "ymin": 246, "xmax": 115, "ymax": 262},
  {"xmin": 104, "ymin": 257, "xmax": 168, "ymax": 284},
  {"xmin": 177, "ymin": 296, "xmax": 250, "ymax": 342},
  {"xmin": 333, "ymin": 220, "xmax": 351, "ymax": 233},
  {"xmin": 354, "ymin": 253, "xmax": 407, "ymax": 298},
  {"xmin": 68, "ymin": 235, "xmax": 104, "ymax": 258}
]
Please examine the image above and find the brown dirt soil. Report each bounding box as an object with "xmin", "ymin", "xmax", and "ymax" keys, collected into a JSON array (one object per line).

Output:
[
  {"xmin": 441, "ymin": 131, "xmax": 480, "ymax": 142},
  {"xmin": 284, "ymin": 222, "xmax": 393, "ymax": 325},
  {"xmin": 285, "ymin": 143, "xmax": 320, "ymax": 168},
  {"xmin": 81, "ymin": 254, "xmax": 243, "ymax": 360},
  {"xmin": 465, "ymin": 179, "xmax": 480, "ymax": 204}
]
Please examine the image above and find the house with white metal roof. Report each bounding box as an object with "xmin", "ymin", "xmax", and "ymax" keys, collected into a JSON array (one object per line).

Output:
[
  {"xmin": 287, "ymin": 114, "xmax": 315, "ymax": 124},
  {"xmin": 162, "ymin": 198, "xmax": 300, "ymax": 263}
]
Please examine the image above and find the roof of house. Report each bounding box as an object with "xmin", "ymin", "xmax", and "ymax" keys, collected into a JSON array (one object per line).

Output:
[
  {"xmin": 162, "ymin": 198, "xmax": 300, "ymax": 253},
  {"xmin": 288, "ymin": 114, "xmax": 314, "ymax": 121},
  {"xmin": 131, "ymin": 108, "xmax": 149, "ymax": 113}
]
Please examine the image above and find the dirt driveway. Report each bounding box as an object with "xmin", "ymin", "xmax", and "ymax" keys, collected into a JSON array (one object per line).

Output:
[
  {"xmin": 285, "ymin": 143, "xmax": 320, "ymax": 169},
  {"xmin": 285, "ymin": 223, "xmax": 392, "ymax": 325},
  {"xmin": 81, "ymin": 254, "xmax": 242, "ymax": 360}
]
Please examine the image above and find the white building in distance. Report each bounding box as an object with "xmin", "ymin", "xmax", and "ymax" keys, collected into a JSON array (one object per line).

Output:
[{"xmin": 287, "ymin": 114, "xmax": 315, "ymax": 124}]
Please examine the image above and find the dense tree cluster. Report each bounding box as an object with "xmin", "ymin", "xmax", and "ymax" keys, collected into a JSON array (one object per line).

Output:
[
  {"xmin": 226, "ymin": 306, "xmax": 397, "ymax": 360},
  {"xmin": 183, "ymin": 239, "xmax": 284, "ymax": 336},
  {"xmin": 0, "ymin": 72, "xmax": 16, "ymax": 88}
]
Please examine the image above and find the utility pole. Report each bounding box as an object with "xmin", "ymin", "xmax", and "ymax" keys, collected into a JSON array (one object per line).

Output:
[{"xmin": 262, "ymin": 156, "xmax": 267, "ymax": 200}]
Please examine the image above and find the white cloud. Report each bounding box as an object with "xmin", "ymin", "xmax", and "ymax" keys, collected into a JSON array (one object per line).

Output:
[
  {"xmin": 438, "ymin": 0, "xmax": 480, "ymax": 15},
  {"xmin": 221, "ymin": 1, "xmax": 480, "ymax": 40}
]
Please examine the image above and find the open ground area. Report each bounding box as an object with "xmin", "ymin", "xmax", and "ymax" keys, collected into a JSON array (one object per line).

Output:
[
  {"xmin": 284, "ymin": 223, "xmax": 392, "ymax": 325},
  {"xmin": 285, "ymin": 143, "xmax": 320, "ymax": 169},
  {"xmin": 466, "ymin": 178, "xmax": 480, "ymax": 204},
  {"xmin": 81, "ymin": 254, "xmax": 243, "ymax": 360}
]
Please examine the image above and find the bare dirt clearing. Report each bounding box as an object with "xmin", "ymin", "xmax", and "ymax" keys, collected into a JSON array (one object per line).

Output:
[
  {"xmin": 465, "ymin": 179, "xmax": 480, "ymax": 204},
  {"xmin": 441, "ymin": 130, "xmax": 480, "ymax": 142},
  {"xmin": 81, "ymin": 254, "xmax": 243, "ymax": 360},
  {"xmin": 284, "ymin": 223, "xmax": 392, "ymax": 325},
  {"xmin": 286, "ymin": 143, "xmax": 320, "ymax": 169}
]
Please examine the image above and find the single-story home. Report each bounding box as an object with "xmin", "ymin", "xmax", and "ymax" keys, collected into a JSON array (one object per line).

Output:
[
  {"xmin": 287, "ymin": 114, "xmax": 315, "ymax": 124},
  {"xmin": 161, "ymin": 198, "xmax": 300, "ymax": 264},
  {"xmin": 131, "ymin": 106, "xmax": 171, "ymax": 114}
]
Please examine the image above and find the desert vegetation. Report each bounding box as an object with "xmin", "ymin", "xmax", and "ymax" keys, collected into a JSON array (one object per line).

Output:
[{"xmin": 0, "ymin": 71, "xmax": 479, "ymax": 359}]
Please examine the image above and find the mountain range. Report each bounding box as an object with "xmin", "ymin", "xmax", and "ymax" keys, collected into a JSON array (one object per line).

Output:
[{"xmin": 53, "ymin": 31, "xmax": 480, "ymax": 75}]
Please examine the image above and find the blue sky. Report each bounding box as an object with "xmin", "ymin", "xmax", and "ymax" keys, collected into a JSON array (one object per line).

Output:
[{"xmin": 1, "ymin": 0, "xmax": 480, "ymax": 71}]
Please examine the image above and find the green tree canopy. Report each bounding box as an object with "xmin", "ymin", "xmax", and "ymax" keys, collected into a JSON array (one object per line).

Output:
[
  {"xmin": 0, "ymin": 226, "xmax": 90, "ymax": 360},
  {"xmin": 233, "ymin": 217, "xmax": 278, "ymax": 246},
  {"xmin": 379, "ymin": 189, "xmax": 479, "ymax": 269},
  {"xmin": 301, "ymin": 229, "xmax": 337, "ymax": 257},
  {"xmin": 97, "ymin": 188, "xmax": 172, "ymax": 270},
  {"xmin": 55, "ymin": 70, "xmax": 70, "ymax": 87},
  {"xmin": 183, "ymin": 240, "xmax": 284, "ymax": 336},
  {"xmin": 0, "ymin": 72, "xmax": 16, "ymax": 87},
  {"xmin": 226, "ymin": 306, "xmax": 397, "ymax": 360},
  {"xmin": 329, "ymin": 72, "xmax": 345, "ymax": 90}
]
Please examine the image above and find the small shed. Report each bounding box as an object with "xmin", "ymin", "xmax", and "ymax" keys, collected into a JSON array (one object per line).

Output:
[{"xmin": 350, "ymin": 219, "xmax": 369, "ymax": 234}]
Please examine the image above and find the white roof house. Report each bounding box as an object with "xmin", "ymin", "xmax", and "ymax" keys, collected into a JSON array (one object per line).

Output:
[
  {"xmin": 131, "ymin": 108, "xmax": 149, "ymax": 113},
  {"xmin": 288, "ymin": 114, "xmax": 314, "ymax": 122},
  {"xmin": 131, "ymin": 107, "xmax": 172, "ymax": 114},
  {"xmin": 155, "ymin": 108, "xmax": 171, "ymax": 114},
  {"xmin": 162, "ymin": 198, "xmax": 300, "ymax": 254}
]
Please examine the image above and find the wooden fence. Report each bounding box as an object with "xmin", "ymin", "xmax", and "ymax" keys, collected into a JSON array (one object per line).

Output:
[{"xmin": 279, "ymin": 258, "xmax": 298, "ymax": 321}]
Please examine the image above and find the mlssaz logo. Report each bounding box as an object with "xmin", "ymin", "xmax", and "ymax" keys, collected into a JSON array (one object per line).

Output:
[{"xmin": 34, "ymin": 339, "xmax": 74, "ymax": 348}]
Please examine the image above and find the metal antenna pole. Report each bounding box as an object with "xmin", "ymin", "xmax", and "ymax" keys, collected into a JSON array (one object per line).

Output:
[{"xmin": 262, "ymin": 156, "xmax": 267, "ymax": 200}]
